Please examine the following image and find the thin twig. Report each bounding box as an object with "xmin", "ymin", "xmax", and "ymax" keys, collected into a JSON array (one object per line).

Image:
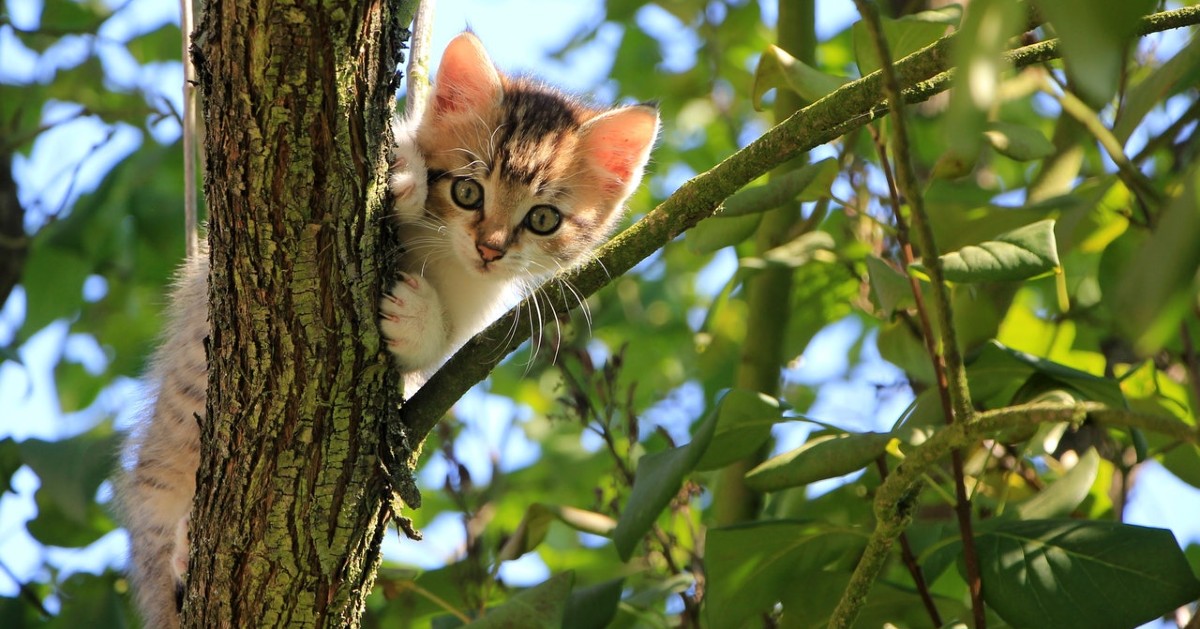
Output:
[
  {"xmin": 181, "ymin": 0, "xmax": 198, "ymax": 257},
  {"xmin": 851, "ymin": 1, "xmax": 982, "ymax": 626},
  {"xmin": 404, "ymin": 0, "xmax": 436, "ymax": 121},
  {"xmin": 0, "ymin": 557, "xmax": 49, "ymax": 618},
  {"xmin": 874, "ymin": 457, "xmax": 943, "ymax": 628}
]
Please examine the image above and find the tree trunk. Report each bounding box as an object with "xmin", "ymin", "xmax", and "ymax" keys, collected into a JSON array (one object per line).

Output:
[{"xmin": 185, "ymin": 0, "xmax": 417, "ymax": 626}]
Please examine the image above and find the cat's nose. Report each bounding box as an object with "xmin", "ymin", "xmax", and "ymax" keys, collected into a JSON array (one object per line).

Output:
[{"xmin": 477, "ymin": 244, "xmax": 505, "ymax": 262}]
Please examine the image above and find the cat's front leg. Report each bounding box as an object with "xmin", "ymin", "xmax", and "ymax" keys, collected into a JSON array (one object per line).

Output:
[
  {"xmin": 380, "ymin": 271, "xmax": 448, "ymax": 373},
  {"xmin": 388, "ymin": 116, "xmax": 428, "ymax": 222}
]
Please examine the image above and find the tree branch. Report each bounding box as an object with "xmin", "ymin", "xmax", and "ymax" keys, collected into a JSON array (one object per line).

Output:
[{"xmin": 827, "ymin": 402, "xmax": 1200, "ymax": 629}]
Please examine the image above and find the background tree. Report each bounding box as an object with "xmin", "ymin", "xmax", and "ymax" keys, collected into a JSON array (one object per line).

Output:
[{"xmin": 3, "ymin": 0, "xmax": 1200, "ymax": 628}]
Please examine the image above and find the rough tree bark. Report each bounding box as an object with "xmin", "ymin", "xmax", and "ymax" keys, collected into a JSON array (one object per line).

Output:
[{"xmin": 184, "ymin": 0, "xmax": 418, "ymax": 626}]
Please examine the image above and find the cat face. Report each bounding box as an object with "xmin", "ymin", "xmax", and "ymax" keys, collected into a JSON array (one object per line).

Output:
[{"xmin": 410, "ymin": 33, "xmax": 658, "ymax": 282}]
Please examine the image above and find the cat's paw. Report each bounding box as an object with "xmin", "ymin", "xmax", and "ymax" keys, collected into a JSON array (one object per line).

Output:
[
  {"xmin": 380, "ymin": 271, "xmax": 446, "ymax": 371},
  {"xmin": 389, "ymin": 122, "xmax": 428, "ymax": 222}
]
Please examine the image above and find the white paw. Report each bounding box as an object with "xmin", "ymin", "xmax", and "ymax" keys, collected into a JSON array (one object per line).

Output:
[
  {"xmin": 389, "ymin": 120, "xmax": 428, "ymax": 222},
  {"xmin": 380, "ymin": 272, "xmax": 447, "ymax": 372}
]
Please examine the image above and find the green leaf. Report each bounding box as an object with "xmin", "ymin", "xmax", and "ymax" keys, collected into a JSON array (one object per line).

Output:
[
  {"xmin": 935, "ymin": 219, "xmax": 1060, "ymax": 283},
  {"xmin": 19, "ymin": 245, "xmax": 92, "ymax": 339},
  {"xmin": 705, "ymin": 521, "xmax": 864, "ymax": 629},
  {"xmin": 718, "ymin": 159, "xmax": 837, "ymax": 218},
  {"xmin": 0, "ymin": 439, "xmax": 22, "ymax": 496},
  {"xmin": 125, "ymin": 24, "xmax": 183, "ymax": 64},
  {"xmin": 945, "ymin": 0, "xmax": 1025, "ymax": 160},
  {"xmin": 612, "ymin": 407, "xmax": 717, "ymax": 561},
  {"xmin": 967, "ymin": 341, "xmax": 1126, "ymax": 410},
  {"xmin": 561, "ymin": 578, "xmax": 623, "ymax": 629},
  {"xmin": 1031, "ymin": 0, "xmax": 1156, "ymax": 106},
  {"xmin": 739, "ymin": 231, "xmax": 835, "ymax": 271},
  {"xmin": 925, "ymin": 180, "xmax": 1071, "ymax": 253},
  {"xmin": 26, "ymin": 489, "xmax": 114, "ymax": 547},
  {"xmin": 1113, "ymin": 34, "xmax": 1200, "ymax": 142},
  {"xmin": 43, "ymin": 571, "xmax": 131, "ymax": 629},
  {"xmin": 865, "ymin": 255, "xmax": 913, "ymax": 316},
  {"xmin": 977, "ymin": 520, "xmax": 1200, "ymax": 629},
  {"xmin": 1015, "ymin": 448, "xmax": 1100, "ymax": 519},
  {"xmin": 1114, "ymin": 165, "xmax": 1200, "ymax": 354},
  {"xmin": 496, "ymin": 504, "xmax": 616, "ymax": 562},
  {"xmin": 876, "ymin": 319, "xmax": 937, "ymax": 386},
  {"xmin": 39, "ymin": 0, "xmax": 107, "ymax": 32},
  {"xmin": 1161, "ymin": 444, "xmax": 1200, "ymax": 490},
  {"xmin": 852, "ymin": 6, "xmax": 959, "ymax": 76},
  {"xmin": 752, "ymin": 45, "xmax": 848, "ymax": 110},
  {"xmin": 18, "ymin": 421, "xmax": 119, "ymax": 525},
  {"xmin": 780, "ymin": 570, "xmax": 970, "ymax": 629},
  {"xmin": 744, "ymin": 431, "xmax": 892, "ymax": 492},
  {"xmin": 466, "ymin": 572, "xmax": 574, "ymax": 629},
  {"xmin": 16, "ymin": 0, "xmax": 108, "ymax": 52},
  {"xmin": 686, "ymin": 213, "xmax": 760, "ymax": 254},
  {"xmin": 696, "ymin": 389, "xmax": 785, "ymax": 471},
  {"xmin": 984, "ymin": 121, "xmax": 1056, "ymax": 161},
  {"xmin": 54, "ymin": 358, "xmax": 106, "ymax": 413}
]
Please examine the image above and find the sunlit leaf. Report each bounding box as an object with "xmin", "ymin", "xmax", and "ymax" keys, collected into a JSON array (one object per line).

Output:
[
  {"xmin": 696, "ymin": 389, "xmax": 785, "ymax": 471},
  {"xmin": 1032, "ymin": 0, "xmax": 1156, "ymax": 105},
  {"xmin": 1161, "ymin": 444, "xmax": 1200, "ymax": 490},
  {"xmin": 718, "ymin": 158, "xmax": 837, "ymax": 218},
  {"xmin": 1016, "ymin": 447, "xmax": 1100, "ymax": 519},
  {"xmin": 1114, "ymin": 165, "xmax": 1200, "ymax": 353},
  {"xmin": 125, "ymin": 24, "xmax": 183, "ymax": 64},
  {"xmin": 744, "ymin": 431, "xmax": 892, "ymax": 492},
  {"xmin": 865, "ymin": 254, "xmax": 913, "ymax": 316},
  {"xmin": 967, "ymin": 341, "xmax": 1125, "ymax": 409},
  {"xmin": 612, "ymin": 406, "xmax": 717, "ymax": 561},
  {"xmin": 852, "ymin": 6, "xmax": 959, "ymax": 76},
  {"xmin": 1114, "ymin": 34, "xmax": 1200, "ymax": 142},
  {"xmin": 935, "ymin": 219, "xmax": 1060, "ymax": 283},
  {"xmin": 497, "ymin": 504, "xmax": 616, "ymax": 562},
  {"xmin": 752, "ymin": 45, "xmax": 847, "ymax": 110},
  {"xmin": 984, "ymin": 121, "xmax": 1056, "ymax": 161},
  {"xmin": 739, "ymin": 231, "xmax": 835, "ymax": 271},
  {"xmin": 977, "ymin": 520, "xmax": 1200, "ymax": 629},
  {"xmin": 945, "ymin": 0, "xmax": 1024, "ymax": 160}
]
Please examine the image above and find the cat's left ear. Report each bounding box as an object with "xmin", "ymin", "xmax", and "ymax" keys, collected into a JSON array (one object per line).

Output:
[
  {"xmin": 428, "ymin": 32, "xmax": 503, "ymax": 120},
  {"xmin": 578, "ymin": 104, "xmax": 660, "ymax": 198}
]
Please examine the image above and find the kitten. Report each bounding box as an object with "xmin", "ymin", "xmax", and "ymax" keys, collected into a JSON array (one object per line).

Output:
[
  {"xmin": 119, "ymin": 31, "xmax": 657, "ymax": 629},
  {"xmin": 383, "ymin": 33, "xmax": 659, "ymax": 387}
]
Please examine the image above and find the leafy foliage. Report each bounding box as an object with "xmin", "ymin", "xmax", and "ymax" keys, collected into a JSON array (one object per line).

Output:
[{"xmin": 4, "ymin": 0, "xmax": 1200, "ymax": 627}]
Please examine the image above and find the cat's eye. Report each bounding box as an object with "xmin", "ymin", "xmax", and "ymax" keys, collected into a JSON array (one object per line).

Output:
[
  {"xmin": 524, "ymin": 205, "xmax": 561, "ymax": 235},
  {"xmin": 451, "ymin": 178, "xmax": 484, "ymax": 210}
]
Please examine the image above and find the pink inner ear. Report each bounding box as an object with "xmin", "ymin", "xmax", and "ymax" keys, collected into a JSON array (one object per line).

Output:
[
  {"xmin": 431, "ymin": 34, "xmax": 501, "ymax": 117},
  {"xmin": 582, "ymin": 107, "xmax": 659, "ymax": 194}
]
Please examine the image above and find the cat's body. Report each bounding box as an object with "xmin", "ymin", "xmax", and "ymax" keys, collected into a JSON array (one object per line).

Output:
[{"xmin": 119, "ymin": 32, "xmax": 657, "ymax": 628}]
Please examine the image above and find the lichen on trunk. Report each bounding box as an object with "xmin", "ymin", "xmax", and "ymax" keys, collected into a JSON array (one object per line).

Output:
[{"xmin": 185, "ymin": 0, "xmax": 418, "ymax": 626}]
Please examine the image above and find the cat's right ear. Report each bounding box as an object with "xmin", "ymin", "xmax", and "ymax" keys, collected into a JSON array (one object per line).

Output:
[{"xmin": 429, "ymin": 32, "xmax": 502, "ymax": 119}]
